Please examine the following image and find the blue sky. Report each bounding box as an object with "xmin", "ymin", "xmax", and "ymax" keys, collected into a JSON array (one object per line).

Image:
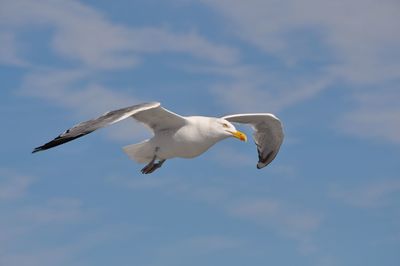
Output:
[{"xmin": 1, "ymin": 0, "xmax": 399, "ymax": 265}]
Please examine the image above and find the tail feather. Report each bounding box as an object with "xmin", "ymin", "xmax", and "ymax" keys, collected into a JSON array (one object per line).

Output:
[{"xmin": 123, "ymin": 140, "xmax": 152, "ymax": 164}]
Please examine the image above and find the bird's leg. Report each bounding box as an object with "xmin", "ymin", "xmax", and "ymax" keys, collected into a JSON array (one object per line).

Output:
[
  {"xmin": 141, "ymin": 148, "xmax": 166, "ymax": 174},
  {"xmin": 141, "ymin": 158, "xmax": 166, "ymax": 174},
  {"xmin": 150, "ymin": 159, "xmax": 166, "ymax": 173},
  {"xmin": 141, "ymin": 155, "xmax": 156, "ymax": 174}
]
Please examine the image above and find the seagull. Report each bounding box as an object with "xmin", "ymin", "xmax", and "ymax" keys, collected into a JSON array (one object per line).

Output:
[{"xmin": 33, "ymin": 102, "xmax": 284, "ymax": 174}]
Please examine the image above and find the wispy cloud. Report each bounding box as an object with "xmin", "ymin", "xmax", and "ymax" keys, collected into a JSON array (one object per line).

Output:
[
  {"xmin": 0, "ymin": 172, "xmax": 34, "ymax": 200},
  {"xmin": 337, "ymin": 87, "xmax": 400, "ymax": 144},
  {"xmin": 0, "ymin": 0, "xmax": 238, "ymax": 69},
  {"xmin": 1, "ymin": 0, "xmax": 241, "ymax": 143},
  {"xmin": 199, "ymin": 0, "xmax": 400, "ymax": 83},
  {"xmin": 107, "ymin": 174, "xmax": 178, "ymax": 190},
  {"xmin": 126, "ymin": 27, "xmax": 239, "ymax": 65},
  {"xmin": 208, "ymin": 145, "xmax": 255, "ymax": 168},
  {"xmin": 198, "ymin": 0, "xmax": 400, "ymax": 144},
  {"xmin": 0, "ymin": 190, "xmax": 149, "ymax": 266},
  {"xmin": 185, "ymin": 58, "xmax": 335, "ymax": 114},
  {"xmin": 19, "ymin": 68, "xmax": 137, "ymax": 115},
  {"xmin": 229, "ymin": 198, "xmax": 321, "ymax": 233},
  {"xmin": 330, "ymin": 179, "xmax": 400, "ymax": 208},
  {"xmin": 18, "ymin": 68, "xmax": 150, "ymax": 141},
  {"xmin": 1, "ymin": 246, "xmax": 77, "ymax": 266},
  {"xmin": 17, "ymin": 198, "xmax": 87, "ymax": 224},
  {"xmin": 228, "ymin": 197, "xmax": 322, "ymax": 254},
  {"xmin": 110, "ymin": 173, "xmax": 322, "ymax": 255},
  {"xmin": 0, "ymin": 196, "xmax": 89, "ymax": 244},
  {"xmin": 0, "ymin": 31, "xmax": 28, "ymax": 67},
  {"xmin": 210, "ymin": 73, "xmax": 333, "ymax": 113},
  {"xmin": 0, "ymin": 220, "xmax": 146, "ymax": 266},
  {"xmin": 152, "ymin": 235, "xmax": 242, "ymax": 265},
  {"xmin": 0, "ymin": 191, "xmax": 116, "ymax": 266}
]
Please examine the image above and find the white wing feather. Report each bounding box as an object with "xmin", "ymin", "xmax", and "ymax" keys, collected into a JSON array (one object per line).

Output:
[
  {"xmin": 222, "ymin": 113, "xmax": 284, "ymax": 169},
  {"xmin": 33, "ymin": 102, "xmax": 187, "ymax": 153}
]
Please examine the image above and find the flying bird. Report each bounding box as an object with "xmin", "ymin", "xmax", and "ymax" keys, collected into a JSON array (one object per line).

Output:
[{"xmin": 33, "ymin": 102, "xmax": 284, "ymax": 174}]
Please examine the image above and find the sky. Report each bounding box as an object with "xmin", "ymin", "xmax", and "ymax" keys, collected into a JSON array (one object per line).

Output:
[{"xmin": 0, "ymin": 0, "xmax": 399, "ymax": 265}]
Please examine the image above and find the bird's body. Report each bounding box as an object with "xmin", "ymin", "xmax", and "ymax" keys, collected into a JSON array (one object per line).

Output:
[
  {"xmin": 124, "ymin": 116, "xmax": 233, "ymax": 163},
  {"xmin": 33, "ymin": 102, "xmax": 283, "ymax": 174}
]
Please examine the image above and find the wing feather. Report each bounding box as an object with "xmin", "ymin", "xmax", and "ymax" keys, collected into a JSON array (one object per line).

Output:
[
  {"xmin": 33, "ymin": 102, "xmax": 187, "ymax": 153},
  {"xmin": 222, "ymin": 113, "xmax": 284, "ymax": 169}
]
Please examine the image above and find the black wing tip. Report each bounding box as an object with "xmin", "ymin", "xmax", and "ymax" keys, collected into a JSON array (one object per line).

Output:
[
  {"xmin": 32, "ymin": 137, "xmax": 61, "ymax": 154},
  {"xmin": 256, "ymin": 161, "xmax": 269, "ymax": 169},
  {"xmin": 32, "ymin": 148, "xmax": 40, "ymax": 154},
  {"xmin": 32, "ymin": 146, "xmax": 46, "ymax": 153},
  {"xmin": 256, "ymin": 150, "xmax": 276, "ymax": 169},
  {"xmin": 32, "ymin": 134, "xmax": 86, "ymax": 154}
]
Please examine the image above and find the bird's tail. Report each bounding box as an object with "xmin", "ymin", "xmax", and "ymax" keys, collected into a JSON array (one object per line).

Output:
[{"xmin": 122, "ymin": 140, "xmax": 152, "ymax": 164}]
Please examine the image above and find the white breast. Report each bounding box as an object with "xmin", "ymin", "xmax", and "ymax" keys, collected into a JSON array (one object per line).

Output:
[{"xmin": 152, "ymin": 117, "xmax": 223, "ymax": 159}]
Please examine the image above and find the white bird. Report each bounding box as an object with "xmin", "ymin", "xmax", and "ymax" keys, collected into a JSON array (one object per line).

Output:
[{"xmin": 33, "ymin": 102, "xmax": 284, "ymax": 174}]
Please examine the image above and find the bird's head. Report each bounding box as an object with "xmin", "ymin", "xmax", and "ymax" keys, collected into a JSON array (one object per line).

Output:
[{"xmin": 216, "ymin": 119, "xmax": 247, "ymax": 142}]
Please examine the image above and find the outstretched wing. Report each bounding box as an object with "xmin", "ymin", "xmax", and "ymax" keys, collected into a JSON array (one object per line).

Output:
[
  {"xmin": 222, "ymin": 113, "xmax": 284, "ymax": 169},
  {"xmin": 33, "ymin": 102, "xmax": 187, "ymax": 153}
]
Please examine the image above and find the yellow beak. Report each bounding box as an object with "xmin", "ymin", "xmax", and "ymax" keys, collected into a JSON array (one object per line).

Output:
[{"xmin": 231, "ymin": 130, "xmax": 247, "ymax": 142}]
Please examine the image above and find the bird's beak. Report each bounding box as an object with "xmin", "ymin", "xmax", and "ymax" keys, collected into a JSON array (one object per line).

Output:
[{"xmin": 231, "ymin": 130, "xmax": 247, "ymax": 142}]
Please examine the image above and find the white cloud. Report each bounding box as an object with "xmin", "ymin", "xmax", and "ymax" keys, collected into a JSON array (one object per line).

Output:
[
  {"xmin": 19, "ymin": 68, "xmax": 150, "ymax": 141},
  {"xmin": 0, "ymin": 231, "xmax": 103, "ymax": 266},
  {"xmin": 228, "ymin": 197, "xmax": 322, "ymax": 255},
  {"xmin": 17, "ymin": 198, "xmax": 86, "ymax": 224},
  {"xmin": 208, "ymin": 145, "xmax": 255, "ymax": 168},
  {"xmin": 211, "ymin": 73, "xmax": 333, "ymax": 113},
  {"xmin": 229, "ymin": 198, "xmax": 321, "ymax": 234},
  {"xmin": 107, "ymin": 174, "xmax": 178, "ymax": 190},
  {"xmin": 0, "ymin": 31, "xmax": 28, "ymax": 67},
  {"xmin": 19, "ymin": 68, "xmax": 136, "ymax": 115},
  {"xmin": 197, "ymin": 0, "xmax": 400, "ymax": 144},
  {"xmin": 185, "ymin": 63, "xmax": 334, "ymax": 114},
  {"xmin": 330, "ymin": 179, "xmax": 400, "ymax": 208},
  {"xmin": 0, "ymin": 192, "xmax": 149, "ymax": 266},
  {"xmin": 0, "ymin": 0, "xmax": 238, "ymax": 69},
  {"xmin": 157, "ymin": 235, "xmax": 242, "ymax": 257},
  {"xmin": 1, "ymin": 246, "xmax": 76, "ymax": 266},
  {"xmin": 182, "ymin": 64, "xmax": 261, "ymax": 79},
  {"xmin": 0, "ymin": 0, "xmax": 136, "ymax": 69},
  {"xmin": 0, "ymin": 173, "xmax": 34, "ymax": 200},
  {"xmin": 337, "ymin": 87, "xmax": 400, "ymax": 144},
  {"xmin": 0, "ymin": 196, "xmax": 96, "ymax": 266},
  {"xmin": 126, "ymin": 27, "xmax": 239, "ymax": 65},
  {"xmin": 199, "ymin": 0, "xmax": 400, "ymax": 83},
  {"xmin": 110, "ymin": 173, "xmax": 322, "ymax": 255},
  {"xmin": 339, "ymin": 107, "xmax": 400, "ymax": 144},
  {"xmin": 146, "ymin": 234, "xmax": 242, "ymax": 266},
  {"xmin": 0, "ymin": 0, "xmax": 240, "ymax": 143}
]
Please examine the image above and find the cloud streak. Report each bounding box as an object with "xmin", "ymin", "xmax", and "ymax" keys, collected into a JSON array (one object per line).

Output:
[
  {"xmin": 199, "ymin": 0, "xmax": 400, "ymax": 83},
  {"xmin": 0, "ymin": 0, "xmax": 239, "ymax": 69},
  {"xmin": 110, "ymin": 173, "xmax": 323, "ymax": 255},
  {"xmin": 152, "ymin": 235, "xmax": 243, "ymax": 265},
  {"xmin": 18, "ymin": 68, "xmax": 150, "ymax": 142},
  {"xmin": 0, "ymin": 31, "xmax": 28, "ymax": 67},
  {"xmin": 1, "ymin": 0, "xmax": 241, "ymax": 143},
  {"xmin": 210, "ymin": 72, "xmax": 334, "ymax": 113},
  {"xmin": 330, "ymin": 179, "xmax": 400, "ymax": 208},
  {"xmin": 198, "ymin": 0, "xmax": 400, "ymax": 144},
  {"xmin": 0, "ymin": 172, "xmax": 34, "ymax": 200},
  {"xmin": 228, "ymin": 197, "xmax": 321, "ymax": 255},
  {"xmin": 337, "ymin": 87, "xmax": 400, "ymax": 144}
]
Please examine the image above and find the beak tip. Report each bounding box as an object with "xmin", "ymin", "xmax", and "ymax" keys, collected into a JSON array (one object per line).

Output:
[{"xmin": 232, "ymin": 131, "xmax": 247, "ymax": 142}]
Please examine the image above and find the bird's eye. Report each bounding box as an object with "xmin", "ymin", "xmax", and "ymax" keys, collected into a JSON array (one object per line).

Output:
[{"xmin": 222, "ymin": 123, "xmax": 229, "ymax": 128}]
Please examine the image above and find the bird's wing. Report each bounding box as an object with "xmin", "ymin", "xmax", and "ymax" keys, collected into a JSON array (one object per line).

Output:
[
  {"xmin": 33, "ymin": 102, "xmax": 187, "ymax": 153},
  {"xmin": 222, "ymin": 113, "xmax": 284, "ymax": 169}
]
